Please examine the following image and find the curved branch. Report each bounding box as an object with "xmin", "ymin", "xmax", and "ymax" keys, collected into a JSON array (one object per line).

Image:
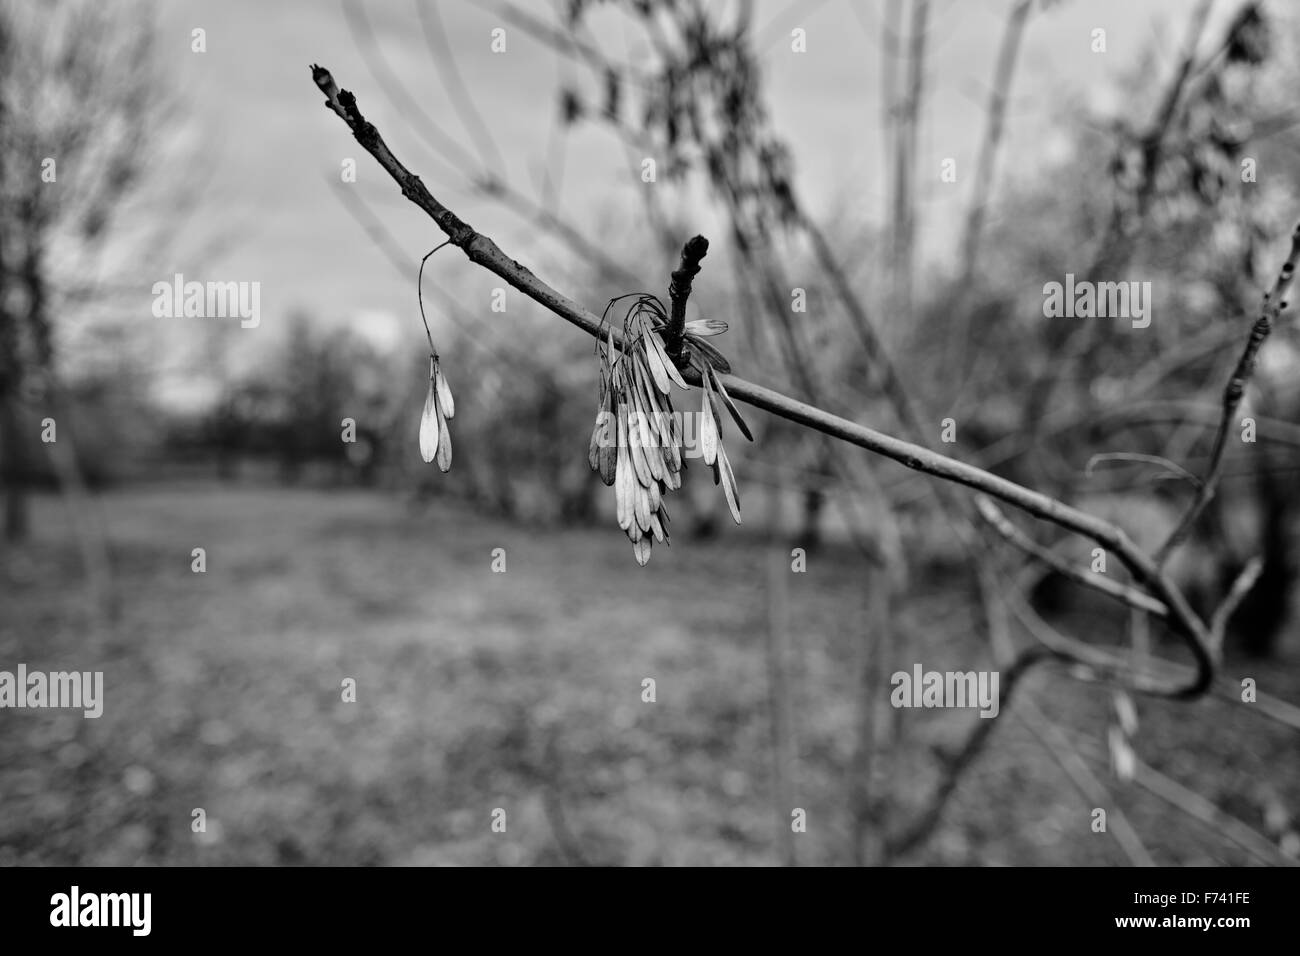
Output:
[{"xmin": 975, "ymin": 494, "xmax": 1168, "ymax": 618}]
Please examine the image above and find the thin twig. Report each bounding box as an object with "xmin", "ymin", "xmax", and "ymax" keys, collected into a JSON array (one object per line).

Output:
[
  {"xmin": 884, "ymin": 647, "xmax": 1047, "ymax": 858},
  {"xmin": 1084, "ymin": 452, "xmax": 1201, "ymax": 488},
  {"xmin": 1015, "ymin": 696, "xmax": 1155, "ymax": 867},
  {"xmin": 415, "ymin": 0, "xmax": 508, "ymax": 181},
  {"xmin": 1071, "ymin": 741, "xmax": 1296, "ymax": 867},
  {"xmin": 956, "ymin": 0, "xmax": 1032, "ymax": 289},
  {"xmin": 1021, "ymin": 0, "xmax": 1214, "ymax": 460},
  {"xmin": 344, "ymin": 0, "xmax": 642, "ymax": 289},
  {"xmin": 665, "ymin": 235, "xmax": 709, "ymax": 361},
  {"xmin": 417, "ymin": 240, "xmax": 453, "ymax": 355},
  {"xmin": 324, "ymin": 175, "xmax": 567, "ymax": 393},
  {"xmin": 1156, "ymin": 223, "xmax": 1300, "ymax": 565},
  {"xmin": 975, "ymin": 494, "xmax": 1168, "ymax": 618},
  {"xmin": 1208, "ymin": 556, "xmax": 1264, "ymax": 655}
]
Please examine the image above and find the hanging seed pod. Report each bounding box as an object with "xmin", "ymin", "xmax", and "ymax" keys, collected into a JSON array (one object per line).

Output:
[
  {"xmin": 633, "ymin": 479, "xmax": 651, "ymax": 533},
  {"xmin": 597, "ymin": 399, "xmax": 618, "ymax": 486},
  {"xmin": 642, "ymin": 328, "xmax": 674, "ymax": 393},
  {"xmin": 684, "ymin": 317, "xmax": 728, "ymax": 337},
  {"xmin": 716, "ymin": 441, "xmax": 741, "ymax": 525},
  {"xmin": 414, "ymin": 246, "xmax": 457, "ymax": 472},
  {"xmin": 615, "ymin": 400, "xmax": 634, "ymax": 531},
  {"xmin": 626, "ymin": 407, "xmax": 654, "ymax": 489},
  {"xmin": 589, "ymin": 286, "xmax": 746, "ymax": 565},
  {"xmin": 419, "ymin": 374, "xmax": 440, "ymax": 464},
  {"xmin": 708, "ymin": 366, "xmax": 753, "ymax": 442},
  {"xmin": 588, "ymin": 408, "xmax": 603, "ymax": 473},
  {"xmin": 650, "ymin": 334, "xmax": 688, "ymax": 390},
  {"xmin": 686, "ymin": 336, "xmax": 732, "ymax": 374},
  {"xmin": 435, "ymin": 402, "xmax": 452, "ymax": 472},
  {"xmin": 699, "ymin": 372, "xmax": 719, "ymax": 467},
  {"xmin": 434, "ymin": 362, "xmax": 455, "ymax": 419},
  {"xmin": 418, "ymin": 355, "xmax": 453, "ymax": 471},
  {"xmin": 636, "ymin": 407, "xmax": 663, "ymax": 484}
]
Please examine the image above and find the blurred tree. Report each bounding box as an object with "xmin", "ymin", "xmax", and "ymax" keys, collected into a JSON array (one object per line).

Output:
[
  {"xmin": 0, "ymin": 0, "xmax": 167, "ymax": 540},
  {"xmin": 200, "ymin": 314, "xmax": 400, "ymax": 486}
]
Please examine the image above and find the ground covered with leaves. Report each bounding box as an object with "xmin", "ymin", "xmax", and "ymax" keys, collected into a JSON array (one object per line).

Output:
[{"xmin": 1, "ymin": 487, "xmax": 1295, "ymax": 865}]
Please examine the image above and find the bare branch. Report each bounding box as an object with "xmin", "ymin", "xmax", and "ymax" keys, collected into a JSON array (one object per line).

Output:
[
  {"xmin": 1157, "ymin": 222, "xmax": 1300, "ymax": 564},
  {"xmin": 957, "ymin": 0, "xmax": 1032, "ymax": 287},
  {"xmin": 1208, "ymin": 557, "xmax": 1264, "ymax": 655},
  {"xmin": 665, "ymin": 235, "xmax": 709, "ymax": 362},
  {"xmin": 1070, "ymin": 741, "xmax": 1297, "ymax": 867},
  {"xmin": 1084, "ymin": 452, "xmax": 1201, "ymax": 488},
  {"xmin": 309, "ymin": 64, "xmax": 1216, "ymax": 699},
  {"xmin": 1015, "ymin": 696, "xmax": 1155, "ymax": 867},
  {"xmin": 415, "ymin": 0, "xmax": 508, "ymax": 181},
  {"xmin": 885, "ymin": 647, "xmax": 1047, "ymax": 857},
  {"xmin": 343, "ymin": 0, "xmax": 642, "ymax": 289},
  {"xmin": 975, "ymin": 494, "xmax": 1168, "ymax": 618}
]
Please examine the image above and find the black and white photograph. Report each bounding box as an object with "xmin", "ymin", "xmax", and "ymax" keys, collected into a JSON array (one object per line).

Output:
[{"xmin": 0, "ymin": 0, "xmax": 1296, "ymax": 919}]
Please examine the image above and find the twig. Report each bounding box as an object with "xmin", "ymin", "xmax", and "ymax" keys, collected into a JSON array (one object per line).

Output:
[
  {"xmin": 890, "ymin": 0, "xmax": 928, "ymax": 316},
  {"xmin": 1156, "ymin": 223, "xmax": 1300, "ymax": 565},
  {"xmin": 764, "ymin": 547, "xmax": 798, "ymax": 866},
  {"xmin": 343, "ymin": 0, "xmax": 642, "ymax": 289},
  {"xmin": 309, "ymin": 64, "xmax": 1216, "ymax": 699},
  {"xmin": 324, "ymin": 176, "xmax": 567, "ymax": 395},
  {"xmin": 802, "ymin": 217, "xmax": 927, "ymax": 438},
  {"xmin": 949, "ymin": 0, "xmax": 1035, "ymax": 388},
  {"xmin": 850, "ymin": 569, "xmax": 892, "ymax": 865},
  {"xmin": 1084, "ymin": 452, "xmax": 1201, "ymax": 488},
  {"xmin": 956, "ymin": 0, "xmax": 1032, "ymax": 288},
  {"xmin": 885, "ymin": 647, "xmax": 1047, "ymax": 858},
  {"xmin": 415, "ymin": 0, "xmax": 508, "ymax": 181},
  {"xmin": 540, "ymin": 732, "xmax": 592, "ymax": 866},
  {"xmin": 1021, "ymin": 0, "xmax": 1214, "ymax": 461},
  {"xmin": 999, "ymin": 571, "xmax": 1190, "ymax": 697},
  {"xmin": 975, "ymin": 494, "xmax": 1168, "ymax": 618},
  {"xmin": 1015, "ymin": 696, "xmax": 1155, "ymax": 867},
  {"xmin": 1208, "ymin": 557, "xmax": 1264, "ymax": 655},
  {"xmin": 488, "ymin": 0, "xmax": 652, "ymax": 86},
  {"xmin": 1071, "ymin": 741, "xmax": 1295, "ymax": 867},
  {"xmin": 665, "ymin": 235, "xmax": 708, "ymax": 361}
]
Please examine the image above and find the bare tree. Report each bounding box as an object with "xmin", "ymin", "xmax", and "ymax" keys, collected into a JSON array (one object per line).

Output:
[{"xmin": 0, "ymin": 0, "xmax": 168, "ymax": 544}]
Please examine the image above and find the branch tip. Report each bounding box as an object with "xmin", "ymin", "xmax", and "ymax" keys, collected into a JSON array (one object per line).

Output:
[{"xmin": 666, "ymin": 235, "xmax": 710, "ymax": 359}]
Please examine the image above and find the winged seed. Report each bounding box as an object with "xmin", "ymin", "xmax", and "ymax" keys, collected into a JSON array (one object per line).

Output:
[{"xmin": 419, "ymin": 380, "xmax": 439, "ymax": 463}]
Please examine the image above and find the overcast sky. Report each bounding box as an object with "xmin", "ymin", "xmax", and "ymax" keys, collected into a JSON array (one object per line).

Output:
[{"xmin": 142, "ymin": 0, "xmax": 1255, "ymax": 402}]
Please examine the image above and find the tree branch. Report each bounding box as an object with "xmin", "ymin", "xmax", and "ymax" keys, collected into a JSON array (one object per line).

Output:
[
  {"xmin": 975, "ymin": 494, "xmax": 1168, "ymax": 618},
  {"xmin": 1156, "ymin": 222, "xmax": 1300, "ymax": 565},
  {"xmin": 665, "ymin": 235, "xmax": 708, "ymax": 361},
  {"xmin": 309, "ymin": 64, "xmax": 1215, "ymax": 699}
]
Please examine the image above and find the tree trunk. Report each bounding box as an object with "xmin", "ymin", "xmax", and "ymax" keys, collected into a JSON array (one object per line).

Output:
[{"xmin": 0, "ymin": 391, "xmax": 29, "ymax": 542}]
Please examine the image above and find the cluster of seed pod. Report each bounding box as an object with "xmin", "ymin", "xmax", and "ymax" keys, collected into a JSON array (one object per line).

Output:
[
  {"xmin": 418, "ymin": 354, "xmax": 454, "ymax": 471},
  {"xmin": 588, "ymin": 294, "xmax": 751, "ymax": 565}
]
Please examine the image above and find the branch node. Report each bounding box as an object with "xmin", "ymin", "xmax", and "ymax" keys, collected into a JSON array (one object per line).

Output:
[{"xmin": 666, "ymin": 234, "xmax": 709, "ymax": 361}]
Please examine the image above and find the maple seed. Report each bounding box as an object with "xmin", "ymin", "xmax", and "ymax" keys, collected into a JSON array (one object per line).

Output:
[
  {"xmin": 418, "ymin": 354, "xmax": 455, "ymax": 471},
  {"xmin": 588, "ymin": 290, "xmax": 747, "ymax": 564},
  {"xmin": 419, "ymin": 377, "xmax": 439, "ymax": 463}
]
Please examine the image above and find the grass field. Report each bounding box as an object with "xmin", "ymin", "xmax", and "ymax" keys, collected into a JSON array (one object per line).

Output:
[{"xmin": 1, "ymin": 485, "xmax": 1296, "ymax": 865}]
